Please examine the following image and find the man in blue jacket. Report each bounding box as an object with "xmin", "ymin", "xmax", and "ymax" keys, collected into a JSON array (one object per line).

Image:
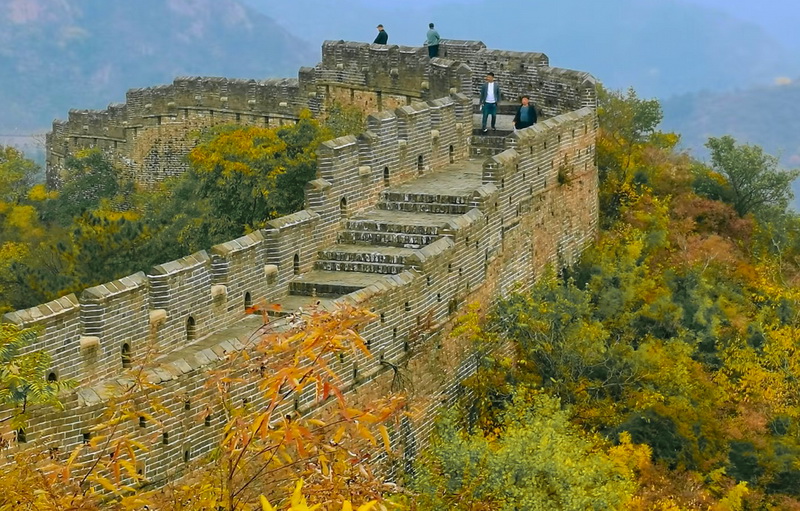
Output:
[{"xmin": 480, "ymin": 72, "xmax": 502, "ymax": 133}]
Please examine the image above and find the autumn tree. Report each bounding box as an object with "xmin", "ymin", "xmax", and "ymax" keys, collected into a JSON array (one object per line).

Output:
[
  {"xmin": 0, "ymin": 146, "xmax": 39, "ymax": 204},
  {"xmin": 415, "ymin": 390, "xmax": 641, "ymax": 511},
  {"xmin": 2, "ymin": 305, "xmax": 403, "ymax": 511},
  {"xmin": 704, "ymin": 135, "xmax": 800, "ymax": 218},
  {"xmin": 595, "ymin": 87, "xmax": 679, "ymax": 227},
  {"xmin": 596, "ymin": 86, "xmax": 666, "ymax": 181},
  {"xmin": 187, "ymin": 107, "xmax": 362, "ymax": 230},
  {"xmin": 41, "ymin": 150, "xmax": 127, "ymax": 226}
]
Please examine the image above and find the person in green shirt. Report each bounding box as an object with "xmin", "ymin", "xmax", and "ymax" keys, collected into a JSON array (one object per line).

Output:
[{"xmin": 426, "ymin": 23, "xmax": 441, "ymax": 58}]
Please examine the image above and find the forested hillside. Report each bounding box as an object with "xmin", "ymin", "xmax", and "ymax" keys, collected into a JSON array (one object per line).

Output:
[
  {"xmin": 416, "ymin": 89, "xmax": 800, "ymax": 509},
  {"xmin": 3, "ymin": 87, "xmax": 800, "ymax": 509},
  {"xmin": 662, "ymin": 81, "xmax": 800, "ymax": 172}
]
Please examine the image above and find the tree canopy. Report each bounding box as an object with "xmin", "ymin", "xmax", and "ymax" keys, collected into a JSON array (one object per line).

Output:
[{"xmin": 416, "ymin": 86, "xmax": 800, "ymax": 509}]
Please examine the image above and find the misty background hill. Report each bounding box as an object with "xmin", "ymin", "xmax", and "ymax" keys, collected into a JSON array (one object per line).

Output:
[
  {"xmin": 0, "ymin": 0, "xmax": 314, "ymax": 136},
  {"xmin": 2, "ymin": 0, "xmax": 800, "ymax": 197}
]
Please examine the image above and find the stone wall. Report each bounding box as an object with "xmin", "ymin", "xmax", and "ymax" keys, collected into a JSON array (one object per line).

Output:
[
  {"xmin": 46, "ymin": 40, "xmax": 595, "ymax": 188},
  {"xmin": 439, "ymin": 39, "xmax": 597, "ymax": 116},
  {"xmin": 46, "ymin": 76, "xmax": 311, "ymax": 187},
  {"xmin": 26, "ymin": 40, "xmax": 599, "ymax": 491},
  {"xmin": 9, "ymin": 102, "xmax": 598, "ymax": 488}
]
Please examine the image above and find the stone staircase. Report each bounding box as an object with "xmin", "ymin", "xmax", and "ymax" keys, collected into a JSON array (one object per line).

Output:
[
  {"xmin": 282, "ymin": 159, "xmax": 484, "ymax": 308},
  {"xmin": 470, "ymin": 129, "xmax": 511, "ymax": 157}
]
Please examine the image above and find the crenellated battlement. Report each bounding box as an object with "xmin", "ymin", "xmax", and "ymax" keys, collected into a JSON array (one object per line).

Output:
[
  {"xmin": 22, "ymin": 40, "xmax": 599, "ymax": 490},
  {"xmin": 46, "ymin": 40, "xmax": 596, "ymax": 188}
]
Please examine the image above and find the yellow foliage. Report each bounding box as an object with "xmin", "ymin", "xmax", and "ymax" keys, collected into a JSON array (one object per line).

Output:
[
  {"xmin": 609, "ymin": 431, "xmax": 653, "ymax": 478},
  {"xmin": 27, "ymin": 183, "xmax": 57, "ymax": 201},
  {"xmin": 712, "ymin": 482, "xmax": 749, "ymax": 511},
  {"xmin": 188, "ymin": 126, "xmax": 286, "ymax": 178}
]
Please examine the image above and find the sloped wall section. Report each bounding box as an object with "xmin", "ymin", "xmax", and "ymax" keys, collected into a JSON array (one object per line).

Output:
[{"xmin": 19, "ymin": 40, "xmax": 599, "ymax": 490}]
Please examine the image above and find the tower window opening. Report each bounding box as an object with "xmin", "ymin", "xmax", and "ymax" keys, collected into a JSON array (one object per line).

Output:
[
  {"xmin": 186, "ymin": 317, "xmax": 196, "ymax": 341},
  {"xmin": 121, "ymin": 343, "xmax": 132, "ymax": 368}
]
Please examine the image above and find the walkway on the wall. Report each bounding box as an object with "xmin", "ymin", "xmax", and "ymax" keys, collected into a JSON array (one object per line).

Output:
[
  {"xmin": 83, "ymin": 156, "xmax": 495, "ymax": 399},
  {"xmin": 277, "ymin": 158, "xmax": 487, "ymax": 313}
]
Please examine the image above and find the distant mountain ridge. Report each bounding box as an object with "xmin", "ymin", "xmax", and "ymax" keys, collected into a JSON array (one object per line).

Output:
[
  {"xmin": 661, "ymin": 80, "xmax": 800, "ymax": 167},
  {"xmin": 0, "ymin": 0, "xmax": 315, "ymax": 134}
]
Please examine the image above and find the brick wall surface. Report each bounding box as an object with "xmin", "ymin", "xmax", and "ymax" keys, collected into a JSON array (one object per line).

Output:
[
  {"xmin": 46, "ymin": 40, "xmax": 596, "ymax": 188},
  {"xmin": 21, "ymin": 41, "xmax": 599, "ymax": 493}
]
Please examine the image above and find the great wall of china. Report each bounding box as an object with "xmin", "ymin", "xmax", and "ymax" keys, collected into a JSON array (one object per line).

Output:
[{"xmin": 5, "ymin": 40, "xmax": 598, "ymax": 485}]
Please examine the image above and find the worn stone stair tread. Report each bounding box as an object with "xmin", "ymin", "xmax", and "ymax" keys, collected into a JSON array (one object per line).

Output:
[
  {"xmin": 320, "ymin": 243, "xmax": 420, "ymax": 257},
  {"xmin": 337, "ymin": 230, "xmax": 441, "ymax": 249},
  {"xmin": 350, "ymin": 210, "xmax": 463, "ymax": 225},
  {"xmin": 470, "ymin": 132, "xmax": 513, "ymax": 141},
  {"xmin": 291, "ymin": 270, "xmax": 390, "ymax": 287},
  {"xmin": 375, "ymin": 202, "xmax": 471, "ymax": 216},
  {"xmin": 269, "ymin": 295, "xmax": 339, "ymax": 315},
  {"xmin": 386, "ymin": 159, "xmax": 484, "ymax": 196},
  {"xmin": 315, "ymin": 260, "xmax": 407, "ymax": 275}
]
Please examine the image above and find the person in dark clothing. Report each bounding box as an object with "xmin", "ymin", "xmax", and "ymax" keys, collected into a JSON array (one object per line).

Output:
[
  {"xmin": 513, "ymin": 95, "xmax": 538, "ymax": 130},
  {"xmin": 374, "ymin": 24, "xmax": 388, "ymax": 44},
  {"xmin": 426, "ymin": 23, "xmax": 441, "ymax": 57}
]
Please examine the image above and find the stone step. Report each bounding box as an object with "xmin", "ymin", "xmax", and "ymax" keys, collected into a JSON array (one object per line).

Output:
[
  {"xmin": 338, "ymin": 230, "xmax": 440, "ymax": 248},
  {"xmin": 471, "ymin": 101, "xmax": 519, "ymax": 115},
  {"xmin": 384, "ymin": 159, "xmax": 484, "ymax": 199},
  {"xmin": 346, "ymin": 218, "xmax": 445, "ymax": 236},
  {"xmin": 470, "ymin": 130, "xmax": 513, "ymax": 139},
  {"xmin": 290, "ymin": 270, "xmax": 387, "ymax": 297},
  {"xmin": 470, "ymin": 145, "xmax": 506, "ymax": 157},
  {"xmin": 318, "ymin": 244, "xmax": 417, "ymax": 265},
  {"xmin": 267, "ymin": 296, "xmax": 338, "ymax": 317},
  {"xmin": 315, "ymin": 260, "xmax": 406, "ymax": 274},
  {"xmin": 380, "ymin": 190, "xmax": 472, "ymax": 206},
  {"xmin": 377, "ymin": 201, "xmax": 471, "ymax": 215}
]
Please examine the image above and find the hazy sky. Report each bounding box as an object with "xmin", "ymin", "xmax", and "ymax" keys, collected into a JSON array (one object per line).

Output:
[{"xmin": 242, "ymin": 0, "xmax": 800, "ymax": 50}]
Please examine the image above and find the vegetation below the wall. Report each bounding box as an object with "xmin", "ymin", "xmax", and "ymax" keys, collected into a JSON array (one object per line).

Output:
[
  {"xmin": 0, "ymin": 106, "xmax": 362, "ymax": 313},
  {"xmin": 5, "ymin": 83, "xmax": 800, "ymax": 508},
  {"xmin": 1, "ymin": 305, "xmax": 404, "ymax": 510},
  {"xmin": 414, "ymin": 88, "xmax": 800, "ymax": 509}
]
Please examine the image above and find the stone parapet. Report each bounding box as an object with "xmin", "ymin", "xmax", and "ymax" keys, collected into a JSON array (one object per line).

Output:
[{"xmin": 20, "ymin": 41, "xmax": 599, "ymax": 493}]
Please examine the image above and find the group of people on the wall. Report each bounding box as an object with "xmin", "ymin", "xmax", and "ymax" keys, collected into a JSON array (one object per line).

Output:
[
  {"xmin": 373, "ymin": 23, "xmax": 538, "ymax": 134},
  {"xmin": 373, "ymin": 23, "xmax": 440, "ymax": 57},
  {"xmin": 480, "ymin": 73, "xmax": 538, "ymax": 132}
]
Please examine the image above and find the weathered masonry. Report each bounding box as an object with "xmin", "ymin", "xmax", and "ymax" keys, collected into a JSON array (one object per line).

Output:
[
  {"xmin": 46, "ymin": 39, "xmax": 595, "ymax": 188},
  {"xmin": 17, "ymin": 40, "xmax": 598, "ymax": 486}
]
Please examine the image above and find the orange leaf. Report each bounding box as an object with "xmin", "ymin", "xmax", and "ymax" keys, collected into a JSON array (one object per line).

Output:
[{"xmin": 378, "ymin": 425, "xmax": 392, "ymax": 454}]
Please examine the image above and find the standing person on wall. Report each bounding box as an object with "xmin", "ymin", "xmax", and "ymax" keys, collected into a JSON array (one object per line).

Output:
[
  {"xmin": 426, "ymin": 23, "xmax": 441, "ymax": 57},
  {"xmin": 374, "ymin": 24, "xmax": 388, "ymax": 44},
  {"xmin": 480, "ymin": 72, "xmax": 502, "ymax": 133},
  {"xmin": 513, "ymin": 95, "xmax": 538, "ymax": 130}
]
